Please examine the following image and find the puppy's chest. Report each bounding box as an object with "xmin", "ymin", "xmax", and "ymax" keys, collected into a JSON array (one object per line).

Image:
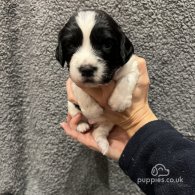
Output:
[{"xmin": 72, "ymin": 56, "xmax": 139, "ymax": 121}]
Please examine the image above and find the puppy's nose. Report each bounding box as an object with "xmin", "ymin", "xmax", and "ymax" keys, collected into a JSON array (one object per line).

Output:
[{"xmin": 79, "ymin": 65, "xmax": 97, "ymax": 77}]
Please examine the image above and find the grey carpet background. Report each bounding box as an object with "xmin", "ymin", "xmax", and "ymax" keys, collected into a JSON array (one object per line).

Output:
[{"xmin": 0, "ymin": 0, "xmax": 194, "ymax": 194}]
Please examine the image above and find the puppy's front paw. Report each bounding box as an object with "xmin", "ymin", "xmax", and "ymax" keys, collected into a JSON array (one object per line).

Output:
[
  {"xmin": 96, "ymin": 137, "xmax": 109, "ymax": 155},
  {"xmin": 76, "ymin": 122, "xmax": 90, "ymax": 133},
  {"xmin": 108, "ymin": 94, "xmax": 132, "ymax": 112}
]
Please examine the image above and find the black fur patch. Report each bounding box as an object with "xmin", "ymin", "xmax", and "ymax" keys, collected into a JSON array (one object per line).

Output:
[
  {"xmin": 90, "ymin": 10, "xmax": 134, "ymax": 83},
  {"xmin": 74, "ymin": 103, "xmax": 81, "ymax": 111},
  {"xmin": 56, "ymin": 10, "xmax": 134, "ymax": 83},
  {"xmin": 56, "ymin": 15, "xmax": 83, "ymax": 67}
]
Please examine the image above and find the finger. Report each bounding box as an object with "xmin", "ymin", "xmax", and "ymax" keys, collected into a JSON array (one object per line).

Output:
[
  {"xmin": 66, "ymin": 78, "xmax": 72, "ymax": 96},
  {"xmin": 66, "ymin": 78, "xmax": 72, "ymax": 88},
  {"xmin": 137, "ymin": 59, "xmax": 150, "ymax": 86},
  {"xmin": 70, "ymin": 113, "xmax": 82, "ymax": 124},
  {"xmin": 66, "ymin": 78, "xmax": 78, "ymax": 103},
  {"xmin": 69, "ymin": 113, "xmax": 82, "ymax": 129},
  {"xmin": 66, "ymin": 114, "xmax": 72, "ymax": 123},
  {"xmin": 61, "ymin": 122, "xmax": 100, "ymax": 152},
  {"xmin": 60, "ymin": 122, "xmax": 78, "ymax": 140},
  {"xmin": 77, "ymin": 132, "xmax": 99, "ymax": 151}
]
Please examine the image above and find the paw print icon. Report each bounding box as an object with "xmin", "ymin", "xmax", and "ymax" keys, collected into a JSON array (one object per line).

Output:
[{"xmin": 151, "ymin": 164, "xmax": 170, "ymax": 177}]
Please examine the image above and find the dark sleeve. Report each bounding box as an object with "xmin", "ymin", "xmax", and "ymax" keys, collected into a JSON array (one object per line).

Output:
[{"xmin": 119, "ymin": 120, "xmax": 195, "ymax": 195}]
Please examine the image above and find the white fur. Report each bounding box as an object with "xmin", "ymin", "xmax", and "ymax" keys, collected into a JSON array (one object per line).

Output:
[
  {"xmin": 68, "ymin": 101, "xmax": 81, "ymax": 116},
  {"xmin": 68, "ymin": 82, "xmax": 114, "ymax": 154},
  {"xmin": 92, "ymin": 122, "xmax": 114, "ymax": 155},
  {"xmin": 68, "ymin": 56, "xmax": 139, "ymax": 154},
  {"xmin": 72, "ymin": 82, "xmax": 103, "ymax": 119},
  {"xmin": 67, "ymin": 11, "xmax": 140, "ymax": 154},
  {"xmin": 109, "ymin": 55, "xmax": 140, "ymax": 111},
  {"xmin": 68, "ymin": 101, "xmax": 90, "ymax": 133},
  {"xmin": 69, "ymin": 11, "xmax": 106, "ymax": 85}
]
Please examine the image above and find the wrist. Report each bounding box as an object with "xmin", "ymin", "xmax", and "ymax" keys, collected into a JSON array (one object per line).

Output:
[
  {"xmin": 120, "ymin": 104, "xmax": 157, "ymax": 138},
  {"xmin": 108, "ymin": 142, "xmax": 127, "ymax": 161}
]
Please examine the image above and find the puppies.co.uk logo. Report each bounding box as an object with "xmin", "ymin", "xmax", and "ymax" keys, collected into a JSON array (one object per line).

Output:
[
  {"xmin": 151, "ymin": 163, "xmax": 170, "ymax": 177},
  {"xmin": 137, "ymin": 163, "xmax": 183, "ymax": 184}
]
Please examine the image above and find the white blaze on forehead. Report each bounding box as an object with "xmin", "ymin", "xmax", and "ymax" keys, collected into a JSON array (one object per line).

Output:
[
  {"xmin": 76, "ymin": 11, "xmax": 96, "ymax": 45},
  {"xmin": 70, "ymin": 11, "xmax": 106, "ymax": 85}
]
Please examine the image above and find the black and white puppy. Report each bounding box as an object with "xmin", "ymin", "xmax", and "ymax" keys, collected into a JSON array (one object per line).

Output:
[{"xmin": 56, "ymin": 10, "xmax": 139, "ymax": 154}]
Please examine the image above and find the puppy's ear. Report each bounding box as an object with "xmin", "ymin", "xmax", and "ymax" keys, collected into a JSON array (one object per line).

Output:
[
  {"xmin": 56, "ymin": 41, "xmax": 66, "ymax": 67},
  {"xmin": 120, "ymin": 34, "xmax": 134, "ymax": 64}
]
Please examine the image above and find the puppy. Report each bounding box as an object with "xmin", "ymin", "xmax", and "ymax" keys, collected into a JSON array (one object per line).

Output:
[{"xmin": 56, "ymin": 10, "xmax": 139, "ymax": 154}]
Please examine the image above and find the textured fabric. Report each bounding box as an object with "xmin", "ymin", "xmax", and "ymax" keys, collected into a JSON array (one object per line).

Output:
[
  {"xmin": 119, "ymin": 120, "xmax": 195, "ymax": 194},
  {"xmin": 0, "ymin": 0, "xmax": 194, "ymax": 194}
]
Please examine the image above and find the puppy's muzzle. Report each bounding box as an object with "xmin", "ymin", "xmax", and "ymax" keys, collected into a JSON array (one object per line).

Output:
[{"xmin": 79, "ymin": 65, "xmax": 97, "ymax": 78}]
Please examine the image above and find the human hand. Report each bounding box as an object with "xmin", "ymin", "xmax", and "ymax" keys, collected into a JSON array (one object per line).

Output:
[
  {"xmin": 66, "ymin": 55, "xmax": 157, "ymax": 137},
  {"xmin": 61, "ymin": 55, "xmax": 157, "ymax": 160},
  {"xmin": 60, "ymin": 114, "xmax": 129, "ymax": 160}
]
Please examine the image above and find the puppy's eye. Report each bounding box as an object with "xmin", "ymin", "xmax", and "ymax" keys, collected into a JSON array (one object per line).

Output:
[{"xmin": 102, "ymin": 39, "xmax": 113, "ymax": 50}]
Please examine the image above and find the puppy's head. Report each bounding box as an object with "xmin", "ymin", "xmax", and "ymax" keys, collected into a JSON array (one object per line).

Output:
[{"xmin": 56, "ymin": 10, "xmax": 134, "ymax": 86}]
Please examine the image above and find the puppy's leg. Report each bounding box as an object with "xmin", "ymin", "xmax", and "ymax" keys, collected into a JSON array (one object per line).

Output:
[
  {"xmin": 68, "ymin": 101, "xmax": 90, "ymax": 133},
  {"xmin": 72, "ymin": 83, "xmax": 103, "ymax": 119},
  {"xmin": 92, "ymin": 122, "xmax": 114, "ymax": 155},
  {"xmin": 109, "ymin": 62, "xmax": 139, "ymax": 112},
  {"xmin": 68, "ymin": 101, "xmax": 81, "ymax": 116}
]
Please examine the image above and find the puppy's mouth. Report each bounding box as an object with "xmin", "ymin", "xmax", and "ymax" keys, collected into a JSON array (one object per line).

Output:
[
  {"xmin": 73, "ymin": 77, "xmax": 112, "ymax": 88},
  {"xmin": 70, "ymin": 69, "xmax": 116, "ymax": 87},
  {"xmin": 83, "ymin": 75, "xmax": 113, "ymax": 85},
  {"xmin": 83, "ymin": 78, "xmax": 95, "ymax": 83},
  {"xmin": 71, "ymin": 76, "xmax": 98, "ymax": 88}
]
